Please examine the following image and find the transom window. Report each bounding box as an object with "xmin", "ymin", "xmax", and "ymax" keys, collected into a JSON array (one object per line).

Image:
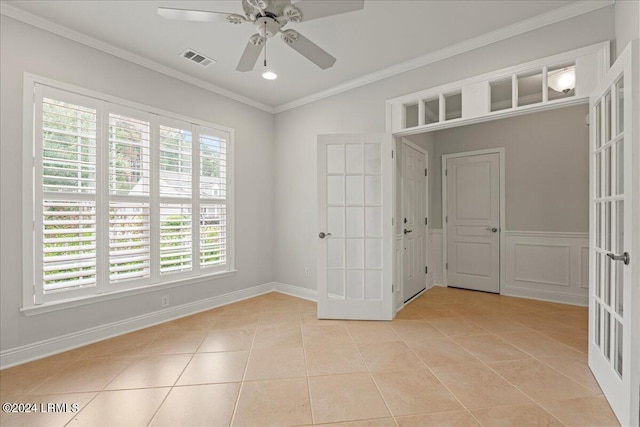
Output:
[{"xmin": 27, "ymin": 80, "xmax": 234, "ymax": 307}]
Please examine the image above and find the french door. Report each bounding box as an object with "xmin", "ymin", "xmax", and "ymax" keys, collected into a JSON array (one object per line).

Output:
[
  {"xmin": 317, "ymin": 134, "xmax": 393, "ymax": 320},
  {"xmin": 588, "ymin": 40, "xmax": 639, "ymax": 427}
]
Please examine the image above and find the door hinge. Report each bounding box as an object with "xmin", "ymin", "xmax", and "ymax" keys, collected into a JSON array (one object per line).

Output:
[
  {"xmin": 425, "ymin": 266, "xmax": 428, "ymax": 274},
  {"xmin": 392, "ymin": 150, "xmax": 394, "ymax": 159},
  {"xmin": 445, "ymin": 169, "xmax": 448, "ymax": 176},
  {"xmin": 425, "ymin": 217, "xmax": 428, "ymax": 225},
  {"xmin": 446, "ymin": 262, "xmax": 448, "ymax": 270},
  {"xmin": 445, "ymin": 216, "xmax": 448, "ymax": 223},
  {"xmin": 425, "ymin": 168, "xmax": 428, "ymax": 176},
  {"xmin": 392, "ymin": 217, "xmax": 394, "ymax": 226}
]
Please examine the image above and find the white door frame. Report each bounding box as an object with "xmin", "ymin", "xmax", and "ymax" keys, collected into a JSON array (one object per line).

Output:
[
  {"xmin": 400, "ymin": 139, "xmax": 429, "ymax": 303},
  {"xmin": 442, "ymin": 148, "xmax": 506, "ymax": 292}
]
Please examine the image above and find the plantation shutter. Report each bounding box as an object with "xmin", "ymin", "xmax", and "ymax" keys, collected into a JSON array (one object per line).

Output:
[{"xmin": 36, "ymin": 86, "xmax": 100, "ymax": 303}]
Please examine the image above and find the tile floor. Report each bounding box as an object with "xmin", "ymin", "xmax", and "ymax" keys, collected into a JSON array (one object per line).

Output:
[{"xmin": 0, "ymin": 287, "xmax": 620, "ymax": 427}]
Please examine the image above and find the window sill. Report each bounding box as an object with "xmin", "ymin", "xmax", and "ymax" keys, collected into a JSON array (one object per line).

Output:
[{"xmin": 21, "ymin": 270, "xmax": 237, "ymax": 317}]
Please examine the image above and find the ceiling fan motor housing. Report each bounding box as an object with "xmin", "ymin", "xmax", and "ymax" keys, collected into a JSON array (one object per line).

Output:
[{"xmin": 256, "ymin": 15, "xmax": 283, "ymax": 38}]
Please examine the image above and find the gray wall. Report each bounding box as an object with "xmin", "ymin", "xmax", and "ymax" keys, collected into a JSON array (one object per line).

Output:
[
  {"xmin": 614, "ymin": 0, "xmax": 640, "ymax": 57},
  {"xmin": 430, "ymin": 104, "xmax": 590, "ymax": 232},
  {"xmin": 0, "ymin": 16, "xmax": 275, "ymax": 352},
  {"xmin": 273, "ymin": 7, "xmax": 614, "ymax": 290}
]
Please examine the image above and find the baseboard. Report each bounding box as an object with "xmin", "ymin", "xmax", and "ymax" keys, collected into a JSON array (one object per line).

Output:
[
  {"xmin": 272, "ymin": 282, "xmax": 318, "ymax": 301},
  {"xmin": 0, "ymin": 283, "xmax": 275, "ymax": 370},
  {"xmin": 502, "ymin": 287, "xmax": 588, "ymax": 307}
]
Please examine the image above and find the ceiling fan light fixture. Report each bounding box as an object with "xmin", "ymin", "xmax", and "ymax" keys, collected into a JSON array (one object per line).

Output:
[{"xmin": 262, "ymin": 70, "xmax": 278, "ymax": 80}]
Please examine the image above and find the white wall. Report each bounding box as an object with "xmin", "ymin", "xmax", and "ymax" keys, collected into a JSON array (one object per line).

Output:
[
  {"xmin": 614, "ymin": 0, "xmax": 640, "ymax": 57},
  {"xmin": 273, "ymin": 7, "xmax": 615, "ymax": 291},
  {"xmin": 0, "ymin": 16, "xmax": 275, "ymax": 353}
]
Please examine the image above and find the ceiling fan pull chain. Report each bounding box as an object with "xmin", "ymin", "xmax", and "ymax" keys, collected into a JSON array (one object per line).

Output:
[{"xmin": 263, "ymin": 21, "xmax": 268, "ymax": 67}]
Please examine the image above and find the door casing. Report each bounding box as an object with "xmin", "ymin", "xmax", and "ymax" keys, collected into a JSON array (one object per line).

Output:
[{"xmin": 442, "ymin": 148, "xmax": 506, "ymax": 292}]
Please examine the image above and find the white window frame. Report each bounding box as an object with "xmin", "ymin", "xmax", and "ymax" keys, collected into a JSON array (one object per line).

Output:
[{"xmin": 22, "ymin": 73, "xmax": 235, "ymax": 314}]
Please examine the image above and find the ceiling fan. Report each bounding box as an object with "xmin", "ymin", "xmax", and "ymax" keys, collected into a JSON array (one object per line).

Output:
[{"xmin": 158, "ymin": 0, "xmax": 364, "ymax": 72}]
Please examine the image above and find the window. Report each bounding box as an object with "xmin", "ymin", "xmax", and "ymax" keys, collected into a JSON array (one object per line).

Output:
[{"xmin": 27, "ymin": 80, "xmax": 233, "ymax": 307}]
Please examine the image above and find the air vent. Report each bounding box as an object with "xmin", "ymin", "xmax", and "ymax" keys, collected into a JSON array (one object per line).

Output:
[{"xmin": 180, "ymin": 49, "xmax": 215, "ymax": 67}]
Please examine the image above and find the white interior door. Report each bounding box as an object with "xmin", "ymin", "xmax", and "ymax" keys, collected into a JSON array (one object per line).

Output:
[
  {"xmin": 588, "ymin": 40, "xmax": 639, "ymax": 427},
  {"xmin": 402, "ymin": 143, "xmax": 427, "ymax": 302},
  {"xmin": 317, "ymin": 134, "xmax": 393, "ymax": 320},
  {"xmin": 445, "ymin": 152, "xmax": 500, "ymax": 293}
]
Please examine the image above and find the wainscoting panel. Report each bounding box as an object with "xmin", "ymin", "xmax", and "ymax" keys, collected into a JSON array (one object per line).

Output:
[{"xmin": 504, "ymin": 231, "xmax": 589, "ymax": 306}]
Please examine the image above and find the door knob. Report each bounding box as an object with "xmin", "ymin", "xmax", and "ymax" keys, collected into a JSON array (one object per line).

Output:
[
  {"xmin": 404, "ymin": 229, "xmax": 412, "ymax": 234},
  {"xmin": 486, "ymin": 227, "xmax": 498, "ymax": 233},
  {"xmin": 607, "ymin": 252, "xmax": 630, "ymax": 265},
  {"xmin": 318, "ymin": 232, "xmax": 332, "ymax": 239}
]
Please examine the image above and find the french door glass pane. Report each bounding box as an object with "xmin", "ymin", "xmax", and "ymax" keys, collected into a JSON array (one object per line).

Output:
[
  {"xmin": 605, "ymin": 92, "xmax": 612, "ymax": 142},
  {"xmin": 328, "ymin": 207, "xmax": 345, "ymax": 237},
  {"xmin": 328, "ymin": 176, "xmax": 345, "ymax": 205},
  {"xmin": 605, "ymin": 255, "xmax": 612, "ymax": 306},
  {"xmin": 346, "ymin": 207, "xmax": 364, "ymax": 237},
  {"xmin": 595, "ymin": 252, "xmax": 601, "ymax": 298},
  {"xmin": 365, "ymin": 207, "xmax": 383, "ymax": 237},
  {"xmin": 616, "ymin": 139, "xmax": 624, "ymax": 194},
  {"xmin": 616, "ymin": 200, "xmax": 624, "ymax": 316},
  {"xmin": 595, "ymin": 103, "xmax": 602, "ymax": 149},
  {"xmin": 346, "ymin": 176, "xmax": 364, "ymax": 205},
  {"xmin": 328, "ymin": 269, "xmax": 344, "ymax": 298},
  {"xmin": 604, "ymin": 310, "xmax": 611, "ymax": 360},
  {"xmin": 616, "ymin": 77, "xmax": 624, "ymax": 135},
  {"xmin": 346, "ymin": 239, "xmax": 364, "ymax": 269},
  {"xmin": 327, "ymin": 145, "xmax": 344, "ymax": 174},
  {"xmin": 615, "ymin": 320, "xmax": 623, "ymax": 377},
  {"xmin": 365, "ymin": 270, "xmax": 382, "ymax": 300},
  {"xmin": 595, "ymin": 302, "xmax": 601, "ymax": 347},
  {"xmin": 605, "ymin": 202, "xmax": 612, "ymax": 251},
  {"xmin": 346, "ymin": 270, "xmax": 363, "ymax": 299},
  {"xmin": 595, "ymin": 153, "xmax": 601, "ymax": 198},
  {"xmin": 345, "ymin": 144, "xmax": 363, "ymax": 174},
  {"xmin": 595, "ymin": 202, "xmax": 601, "ymax": 248},
  {"xmin": 604, "ymin": 148, "xmax": 611, "ymax": 196}
]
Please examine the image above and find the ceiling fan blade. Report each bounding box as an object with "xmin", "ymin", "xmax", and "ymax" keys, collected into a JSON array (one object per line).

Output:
[
  {"xmin": 291, "ymin": 0, "xmax": 364, "ymax": 22},
  {"xmin": 236, "ymin": 40, "xmax": 264, "ymax": 72},
  {"xmin": 283, "ymin": 31, "xmax": 336, "ymax": 69},
  {"xmin": 157, "ymin": 7, "xmax": 232, "ymax": 23}
]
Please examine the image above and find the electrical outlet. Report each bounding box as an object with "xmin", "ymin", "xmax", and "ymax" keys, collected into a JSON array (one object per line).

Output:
[
  {"xmin": 161, "ymin": 295, "xmax": 170, "ymax": 308},
  {"xmin": 304, "ymin": 267, "xmax": 311, "ymax": 278}
]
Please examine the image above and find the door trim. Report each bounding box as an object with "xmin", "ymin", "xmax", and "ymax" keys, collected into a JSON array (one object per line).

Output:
[
  {"xmin": 442, "ymin": 148, "xmax": 506, "ymax": 292},
  {"xmin": 400, "ymin": 139, "xmax": 429, "ymax": 304}
]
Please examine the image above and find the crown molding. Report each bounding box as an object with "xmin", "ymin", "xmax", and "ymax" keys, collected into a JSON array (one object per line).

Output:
[
  {"xmin": 0, "ymin": 2, "xmax": 276, "ymax": 114},
  {"xmin": 272, "ymin": 0, "xmax": 613, "ymax": 113}
]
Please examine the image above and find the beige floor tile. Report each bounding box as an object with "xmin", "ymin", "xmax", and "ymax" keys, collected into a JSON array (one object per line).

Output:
[
  {"xmin": 394, "ymin": 303, "xmax": 425, "ymax": 320},
  {"xmin": 431, "ymin": 363, "xmax": 531, "ymax": 409},
  {"xmin": 32, "ymin": 358, "xmax": 132, "ymax": 394},
  {"xmin": 539, "ymin": 395, "xmax": 620, "ymax": 426},
  {"xmin": 395, "ymin": 411, "xmax": 481, "ymax": 427},
  {"xmin": 233, "ymin": 378, "xmax": 312, "ymax": 426},
  {"xmin": 0, "ymin": 358, "xmax": 73, "ymax": 397},
  {"xmin": 150, "ymin": 383, "xmax": 240, "ymax": 427},
  {"xmin": 212, "ymin": 314, "xmax": 260, "ymax": 330},
  {"xmin": 471, "ymin": 403, "xmax": 564, "ymax": 426},
  {"xmin": 358, "ymin": 341, "xmax": 425, "ymax": 372},
  {"xmin": 198, "ymin": 327, "xmax": 255, "ymax": 353},
  {"xmin": 244, "ymin": 347, "xmax": 306, "ymax": 380},
  {"xmin": 221, "ymin": 298, "xmax": 264, "ymax": 316},
  {"xmin": 308, "ymin": 373, "xmax": 390, "ymax": 424},
  {"xmin": 260, "ymin": 298, "xmax": 302, "ymax": 313},
  {"xmin": 300, "ymin": 311, "xmax": 344, "ymax": 326},
  {"xmin": 390, "ymin": 320, "xmax": 445, "ymax": 343},
  {"xmin": 466, "ymin": 315, "xmax": 531, "ymax": 334},
  {"xmin": 428, "ymin": 318, "xmax": 490, "ymax": 337},
  {"xmin": 454, "ymin": 334, "xmax": 531, "ymax": 363},
  {"xmin": 489, "ymin": 359, "xmax": 596, "ymax": 402},
  {"xmin": 163, "ymin": 311, "xmax": 219, "ymax": 331},
  {"xmin": 498, "ymin": 331, "xmax": 584, "ymax": 359},
  {"xmin": 176, "ymin": 351, "xmax": 248, "ymax": 385},
  {"xmin": 105, "ymin": 354, "xmax": 191, "ymax": 390},
  {"xmin": 538, "ymin": 355, "xmax": 602, "ymax": 393},
  {"xmin": 537, "ymin": 325, "xmax": 588, "ymax": 353},
  {"xmin": 305, "ymin": 343, "xmax": 367, "ymax": 376},
  {"xmin": 345, "ymin": 321, "xmax": 401, "ymax": 345},
  {"xmin": 257, "ymin": 311, "xmax": 301, "ymax": 328},
  {"xmin": 141, "ymin": 331, "xmax": 207, "ymax": 355},
  {"xmin": 373, "ymin": 369, "xmax": 462, "ymax": 416},
  {"xmin": 67, "ymin": 388, "xmax": 169, "ymax": 427},
  {"xmin": 408, "ymin": 338, "xmax": 479, "ymax": 367},
  {"xmin": 320, "ymin": 418, "xmax": 397, "ymax": 427},
  {"xmin": 79, "ymin": 330, "xmax": 155, "ymax": 359},
  {"xmin": 302, "ymin": 324, "xmax": 354, "ymax": 347},
  {"xmin": 0, "ymin": 392, "xmax": 96, "ymax": 427},
  {"xmin": 252, "ymin": 325, "xmax": 302, "ymax": 349}
]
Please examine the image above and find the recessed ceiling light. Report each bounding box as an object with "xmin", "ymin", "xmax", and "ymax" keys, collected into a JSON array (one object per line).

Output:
[{"xmin": 262, "ymin": 71, "xmax": 277, "ymax": 80}]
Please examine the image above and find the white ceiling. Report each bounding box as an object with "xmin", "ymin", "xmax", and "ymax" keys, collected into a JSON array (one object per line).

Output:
[{"xmin": 5, "ymin": 0, "xmax": 595, "ymax": 109}]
